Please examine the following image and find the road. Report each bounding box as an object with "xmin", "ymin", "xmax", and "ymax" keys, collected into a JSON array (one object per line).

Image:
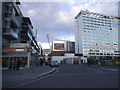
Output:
[{"xmin": 14, "ymin": 64, "xmax": 119, "ymax": 88}]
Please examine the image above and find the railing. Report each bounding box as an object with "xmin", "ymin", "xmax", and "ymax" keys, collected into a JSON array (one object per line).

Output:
[
  {"xmin": 3, "ymin": 28, "xmax": 18, "ymax": 39},
  {"xmin": 13, "ymin": 2, "xmax": 21, "ymax": 16},
  {"xmin": 11, "ymin": 15, "xmax": 20, "ymax": 27}
]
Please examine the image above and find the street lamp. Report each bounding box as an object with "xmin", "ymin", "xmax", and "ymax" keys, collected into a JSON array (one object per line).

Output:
[{"xmin": 78, "ymin": 51, "xmax": 81, "ymax": 64}]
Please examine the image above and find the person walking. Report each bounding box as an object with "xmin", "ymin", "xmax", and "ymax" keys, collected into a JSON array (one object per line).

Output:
[
  {"xmin": 16, "ymin": 59, "xmax": 21, "ymax": 70},
  {"xmin": 9, "ymin": 60, "xmax": 13, "ymax": 69},
  {"xmin": 40, "ymin": 59, "xmax": 43, "ymax": 66},
  {"xmin": 13, "ymin": 60, "xmax": 16, "ymax": 70},
  {"xmin": 87, "ymin": 60, "xmax": 90, "ymax": 65}
]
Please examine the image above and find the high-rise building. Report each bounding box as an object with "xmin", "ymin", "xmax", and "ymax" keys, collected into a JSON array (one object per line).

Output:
[
  {"xmin": 2, "ymin": 0, "xmax": 42, "ymax": 69},
  {"xmin": 75, "ymin": 10, "xmax": 120, "ymax": 63}
]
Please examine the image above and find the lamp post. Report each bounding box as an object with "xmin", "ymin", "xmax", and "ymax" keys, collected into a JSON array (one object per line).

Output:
[
  {"xmin": 31, "ymin": 47, "xmax": 36, "ymax": 73},
  {"xmin": 27, "ymin": 41, "xmax": 31, "ymax": 69},
  {"xmin": 78, "ymin": 51, "xmax": 81, "ymax": 64}
]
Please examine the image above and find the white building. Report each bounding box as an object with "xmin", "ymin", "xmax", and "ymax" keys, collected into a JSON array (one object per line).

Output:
[
  {"xmin": 50, "ymin": 40, "xmax": 75, "ymax": 63},
  {"xmin": 75, "ymin": 10, "xmax": 120, "ymax": 63}
]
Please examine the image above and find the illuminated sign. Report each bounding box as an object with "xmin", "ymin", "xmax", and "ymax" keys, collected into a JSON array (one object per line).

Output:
[
  {"xmin": 5, "ymin": 49, "xmax": 16, "ymax": 52},
  {"xmin": 4, "ymin": 49, "xmax": 27, "ymax": 52},
  {"xmin": 54, "ymin": 43, "xmax": 65, "ymax": 50},
  {"xmin": 16, "ymin": 49, "xmax": 26, "ymax": 52}
]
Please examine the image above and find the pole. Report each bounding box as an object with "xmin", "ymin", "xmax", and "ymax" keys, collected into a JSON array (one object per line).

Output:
[
  {"xmin": 78, "ymin": 51, "xmax": 81, "ymax": 64},
  {"xmin": 27, "ymin": 41, "xmax": 31, "ymax": 68},
  {"xmin": 78, "ymin": 55, "xmax": 81, "ymax": 64}
]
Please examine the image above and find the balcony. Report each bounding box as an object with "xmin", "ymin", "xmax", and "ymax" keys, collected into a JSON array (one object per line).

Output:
[
  {"xmin": 5, "ymin": 14, "xmax": 20, "ymax": 28},
  {"xmin": 11, "ymin": 15, "xmax": 20, "ymax": 27},
  {"xmin": 3, "ymin": 28, "xmax": 18, "ymax": 40},
  {"xmin": 20, "ymin": 31, "xmax": 28, "ymax": 35},
  {"xmin": 13, "ymin": 2, "xmax": 21, "ymax": 16},
  {"xmin": 22, "ymin": 23, "xmax": 33, "ymax": 31}
]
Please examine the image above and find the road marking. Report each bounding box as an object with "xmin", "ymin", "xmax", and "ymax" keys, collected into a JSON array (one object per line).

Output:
[
  {"xmin": 54, "ymin": 67, "xmax": 59, "ymax": 74},
  {"xmin": 86, "ymin": 68, "xmax": 102, "ymax": 72},
  {"xmin": 100, "ymin": 68, "xmax": 118, "ymax": 71}
]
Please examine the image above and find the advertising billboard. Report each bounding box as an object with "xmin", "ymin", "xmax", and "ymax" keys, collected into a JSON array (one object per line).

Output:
[{"xmin": 54, "ymin": 43, "xmax": 65, "ymax": 50}]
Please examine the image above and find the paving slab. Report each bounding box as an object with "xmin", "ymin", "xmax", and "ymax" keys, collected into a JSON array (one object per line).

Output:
[{"xmin": 2, "ymin": 65, "xmax": 56, "ymax": 88}]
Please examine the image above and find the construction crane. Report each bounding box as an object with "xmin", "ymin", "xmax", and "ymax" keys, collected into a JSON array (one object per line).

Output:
[
  {"xmin": 47, "ymin": 33, "xmax": 59, "ymax": 49},
  {"xmin": 47, "ymin": 33, "xmax": 51, "ymax": 49}
]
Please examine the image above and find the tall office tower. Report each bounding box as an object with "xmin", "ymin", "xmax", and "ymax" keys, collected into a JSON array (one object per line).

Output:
[{"xmin": 75, "ymin": 10, "xmax": 120, "ymax": 63}]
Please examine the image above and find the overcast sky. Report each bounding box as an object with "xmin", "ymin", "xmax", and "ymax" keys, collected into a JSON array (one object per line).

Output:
[{"xmin": 19, "ymin": 0, "xmax": 119, "ymax": 49}]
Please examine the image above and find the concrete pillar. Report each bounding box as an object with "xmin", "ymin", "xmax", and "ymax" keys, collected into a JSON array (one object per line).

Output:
[
  {"xmin": 27, "ymin": 52, "xmax": 31, "ymax": 68},
  {"xmin": 78, "ymin": 56, "xmax": 81, "ymax": 64},
  {"xmin": 0, "ymin": 1, "xmax": 2, "ymax": 90},
  {"xmin": 8, "ymin": 57, "xmax": 11, "ymax": 69}
]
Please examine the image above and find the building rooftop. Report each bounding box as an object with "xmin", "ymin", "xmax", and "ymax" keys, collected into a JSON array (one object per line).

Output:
[
  {"xmin": 15, "ymin": 0, "xmax": 21, "ymax": 5},
  {"xmin": 75, "ymin": 10, "xmax": 120, "ymax": 20}
]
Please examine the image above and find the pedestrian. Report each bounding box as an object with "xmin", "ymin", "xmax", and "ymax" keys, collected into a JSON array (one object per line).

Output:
[
  {"xmin": 13, "ymin": 60, "xmax": 16, "ymax": 70},
  {"xmin": 16, "ymin": 59, "xmax": 21, "ymax": 70},
  {"xmin": 9, "ymin": 60, "xmax": 13, "ymax": 69},
  {"xmin": 87, "ymin": 60, "xmax": 90, "ymax": 65},
  {"xmin": 40, "ymin": 59, "xmax": 43, "ymax": 66}
]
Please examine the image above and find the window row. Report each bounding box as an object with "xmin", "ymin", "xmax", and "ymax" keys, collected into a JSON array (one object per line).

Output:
[
  {"xmin": 83, "ymin": 28, "xmax": 118, "ymax": 33},
  {"xmin": 82, "ymin": 39, "xmax": 118, "ymax": 42},
  {"xmin": 83, "ymin": 21, "xmax": 112, "ymax": 27},
  {"xmin": 83, "ymin": 22, "xmax": 118, "ymax": 28},
  {"xmin": 82, "ymin": 37, "xmax": 118, "ymax": 41},
  {"xmin": 83, "ymin": 46, "xmax": 118, "ymax": 50},
  {"xmin": 83, "ymin": 30, "xmax": 117, "ymax": 36},
  {"xmin": 82, "ymin": 15, "xmax": 116, "ymax": 22}
]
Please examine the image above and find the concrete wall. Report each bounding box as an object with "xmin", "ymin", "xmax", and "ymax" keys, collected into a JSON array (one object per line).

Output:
[
  {"xmin": 64, "ymin": 53, "xmax": 75, "ymax": 64},
  {"xmin": 0, "ymin": 1, "xmax": 2, "ymax": 89},
  {"xmin": 66, "ymin": 58, "xmax": 74, "ymax": 64}
]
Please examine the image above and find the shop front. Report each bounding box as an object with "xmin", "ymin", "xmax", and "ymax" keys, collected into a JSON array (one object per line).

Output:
[{"xmin": 2, "ymin": 49, "xmax": 30, "ymax": 69}]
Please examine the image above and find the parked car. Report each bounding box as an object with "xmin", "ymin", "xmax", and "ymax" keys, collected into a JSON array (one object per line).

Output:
[
  {"xmin": 45, "ymin": 61, "xmax": 50, "ymax": 66},
  {"xmin": 50, "ymin": 61, "xmax": 59, "ymax": 67}
]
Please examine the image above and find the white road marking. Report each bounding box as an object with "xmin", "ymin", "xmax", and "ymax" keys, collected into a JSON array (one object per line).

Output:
[
  {"xmin": 100, "ymin": 68, "xmax": 118, "ymax": 71},
  {"xmin": 86, "ymin": 68, "xmax": 102, "ymax": 72}
]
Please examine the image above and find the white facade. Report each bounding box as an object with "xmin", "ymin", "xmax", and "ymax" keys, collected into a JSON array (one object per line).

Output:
[
  {"xmin": 75, "ymin": 10, "xmax": 120, "ymax": 57},
  {"xmin": 65, "ymin": 53, "xmax": 74, "ymax": 64},
  {"xmin": 64, "ymin": 53, "xmax": 74, "ymax": 57},
  {"xmin": 51, "ymin": 56, "xmax": 65, "ymax": 63},
  {"xmin": 51, "ymin": 54, "xmax": 75, "ymax": 64}
]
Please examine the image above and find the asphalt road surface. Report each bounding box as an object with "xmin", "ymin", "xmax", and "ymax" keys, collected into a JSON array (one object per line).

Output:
[{"xmin": 14, "ymin": 64, "xmax": 119, "ymax": 88}]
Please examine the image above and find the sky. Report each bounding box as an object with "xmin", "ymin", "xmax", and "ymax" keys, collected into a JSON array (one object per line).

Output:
[{"xmin": 19, "ymin": 0, "xmax": 119, "ymax": 49}]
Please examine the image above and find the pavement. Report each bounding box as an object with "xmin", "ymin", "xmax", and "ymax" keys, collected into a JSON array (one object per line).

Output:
[{"xmin": 2, "ymin": 65, "xmax": 56, "ymax": 88}]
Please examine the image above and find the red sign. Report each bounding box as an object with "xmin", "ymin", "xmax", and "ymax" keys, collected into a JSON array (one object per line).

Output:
[
  {"xmin": 4, "ymin": 49, "xmax": 26, "ymax": 52},
  {"xmin": 5, "ymin": 49, "xmax": 16, "ymax": 52}
]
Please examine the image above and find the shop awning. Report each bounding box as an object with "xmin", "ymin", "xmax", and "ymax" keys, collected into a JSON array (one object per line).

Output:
[{"xmin": 2, "ymin": 54, "xmax": 28, "ymax": 57}]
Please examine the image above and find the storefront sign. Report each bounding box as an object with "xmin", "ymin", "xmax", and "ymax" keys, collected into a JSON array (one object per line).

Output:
[
  {"xmin": 10, "ymin": 43, "xmax": 29, "ymax": 48},
  {"xmin": 5, "ymin": 49, "xmax": 16, "ymax": 52},
  {"xmin": 16, "ymin": 49, "xmax": 26, "ymax": 52},
  {"xmin": 4, "ymin": 49, "xmax": 27, "ymax": 52}
]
